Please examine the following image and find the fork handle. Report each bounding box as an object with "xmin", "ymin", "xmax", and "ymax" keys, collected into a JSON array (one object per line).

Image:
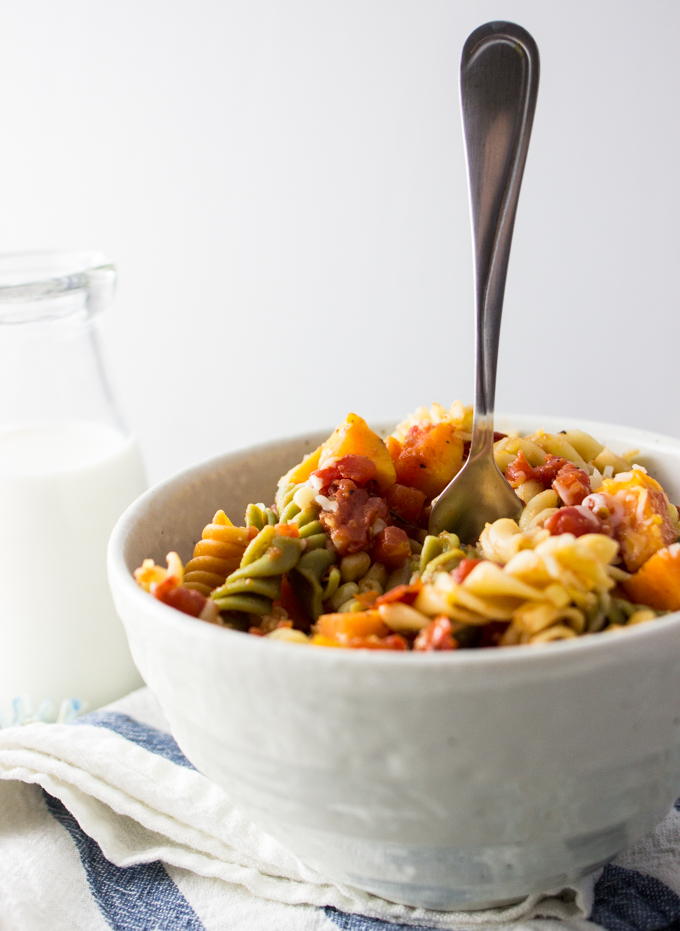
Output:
[{"xmin": 461, "ymin": 22, "xmax": 539, "ymax": 457}]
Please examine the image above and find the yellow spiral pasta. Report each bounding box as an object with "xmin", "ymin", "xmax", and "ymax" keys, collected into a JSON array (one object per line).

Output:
[{"xmin": 183, "ymin": 510, "xmax": 250, "ymax": 597}]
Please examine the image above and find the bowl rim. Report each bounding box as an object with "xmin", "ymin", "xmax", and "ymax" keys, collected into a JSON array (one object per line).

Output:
[{"xmin": 109, "ymin": 412, "xmax": 680, "ymax": 668}]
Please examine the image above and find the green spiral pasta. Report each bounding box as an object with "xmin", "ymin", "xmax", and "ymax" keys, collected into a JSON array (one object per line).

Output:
[
  {"xmin": 384, "ymin": 555, "xmax": 420, "ymax": 591},
  {"xmin": 245, "ymin": 503, "xmax": 278, "ymax": 531},
  {"xmin": 275, "ymin": 482, "xmax": 305, "ymax": 524},
  {"xmin": 419, "ymin": 531, "xmax": 466, "ymax": 581},
  {"xmin": 289, "ymin": 549, "xmax": 340, "ymax": 620},
  {"xmin": 289, "ymin": 506, "xmax": 328, "ymax": 551},
  {"xmin": 275, "ymin": 481, "xmax": 296, "ymax": 512},
  {"xmin": 211, "ymin": 525, "xmax": 303, "ymax": 615},
  {"xmin": 327, "ymin": 560, "xmax": 389, "ymax": 613},
  {"xmin": 273, "ymin": 480, "xmax": 330, "ymax": 550},
  {"xmin": 584, "ymin": 591, "xmax": 658, "ymax": 633}
]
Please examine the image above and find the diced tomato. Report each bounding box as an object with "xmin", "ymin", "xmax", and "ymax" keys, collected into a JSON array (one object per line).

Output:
[
  {"xmin": 384, "ymin": 483, "xmax": 427, "ymax": 524},
  {"xmin": 544, "ymin": 506, "xmax": 607, "ymax": 537},
  {"xmin": 312, "ymin": 464, "xmax": 342, "ymax": 489},
  {"xmin": 312, "ymin": 455, "xmax": 378, "ymax": 493},
  {"xmin": 380, "ymin": 634, "xmax": 409, "ymax": 650},
  {"xmin": 414, "ymin": 616, "xmax": 456, "ymax": 651},
  {"xmin": 372, "ymin": 526, "xmax": 411, "ymax": 569},
  {"xmin": 534, "ymin": 455, "xmax": 569, "ymax": 486},
  {"xmin": 375, "ymin": 579, "xmax": 422, "ymax": 607},
  {"xmin": 506, "ymin": 451, "xmax": 576, "ymax": 490},
  {"xmin": 159, "ymin": 584, "xmax": 208, "ymax": 618},
  {"xmin": 552, "ymin": 464, "xmax": 591, "ymax": 506},
  {"xmin": 152, "ymin": 575, "xmax": 179, "ymax": 601},
  {"xmin": 319, "ymin": 480, "xmax": 389, "ymax": 555},
  {"xmin": 337, "ymin": 455, "xmax": 378, "ymax": 485},
  {"xmin": 505, "ymin": 450, "xmax": 536, "ymax": 487},
  {"xmin": 451, "ymin": 558, "xmax": 482, "ymax": 583},
  {"xmin": 248, "ymin": 626, "xmax": 266, "ymax": 636}
]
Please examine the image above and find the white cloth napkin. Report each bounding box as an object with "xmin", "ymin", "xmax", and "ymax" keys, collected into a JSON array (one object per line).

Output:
[{"xmin": 0, "ymin": 687, "xmax": 644, "ymax": 931}]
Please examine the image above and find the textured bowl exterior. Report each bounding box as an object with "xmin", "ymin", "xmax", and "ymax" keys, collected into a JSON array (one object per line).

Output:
[{"xmin": 108, "ymin": 416, "xmax": 680, "ymax": 909}]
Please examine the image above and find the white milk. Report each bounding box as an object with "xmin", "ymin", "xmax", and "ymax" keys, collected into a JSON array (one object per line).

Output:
[{"xmin": 0, "ymin": 421, "xmax": 147, "ymax": 716}]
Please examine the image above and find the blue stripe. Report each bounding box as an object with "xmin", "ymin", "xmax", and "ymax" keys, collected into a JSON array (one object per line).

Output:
[
  {"xmin": 45, "ymin": 792, "xmax": 205, "ymax": 931},
  {"xmin": 591, "ymin": 863, "xmax": 680, "ymax": 931},
  {"xmin": 74, "ymin": 711, "xmax": 195, "ymax": 770},
  {"xmin": 324, "ymin": 907, "xmax": 437, "ymax": 930}
]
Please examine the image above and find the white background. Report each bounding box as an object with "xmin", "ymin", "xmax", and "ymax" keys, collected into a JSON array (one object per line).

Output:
[{"xmin": 1, "ymin": 0, "xmax": 678, "ymax": 483}]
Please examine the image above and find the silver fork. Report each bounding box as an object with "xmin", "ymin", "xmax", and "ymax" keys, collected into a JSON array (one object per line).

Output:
[{"xmin": 429, "ymin": 21, "xmax": 539, "ymax": 542}]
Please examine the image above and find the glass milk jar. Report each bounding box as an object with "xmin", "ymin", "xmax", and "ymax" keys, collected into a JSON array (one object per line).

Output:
[{"xmin": 0, "ymin": 251, "xmax": 146, "ymax": 717}]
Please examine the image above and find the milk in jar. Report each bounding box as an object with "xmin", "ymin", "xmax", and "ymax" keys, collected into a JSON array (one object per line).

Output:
[
  {"xmin": 0, "ymin": 252, "xmax": 146, "ymax": 717},
  {"xmin": 0, "ymin": 422, "xmax": 146, "ymax": 712}
]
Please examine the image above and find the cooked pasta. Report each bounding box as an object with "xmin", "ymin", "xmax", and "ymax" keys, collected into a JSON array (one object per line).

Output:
[
  {"xmin": 211, "ymin": 526, "xmax": 304, "ymax": 615},
  {"xmin": 135, "ymin": 404, "xmax": 680, "ymax": 650},
  {"xmin": 183, "ymin": 511, "xmax": 249, "ymax": 597}
]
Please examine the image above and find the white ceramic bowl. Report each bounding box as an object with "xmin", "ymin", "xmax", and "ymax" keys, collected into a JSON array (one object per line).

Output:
[{"xmin": 108, "ymin": 415, "xmax": 680, "ymax": 910}]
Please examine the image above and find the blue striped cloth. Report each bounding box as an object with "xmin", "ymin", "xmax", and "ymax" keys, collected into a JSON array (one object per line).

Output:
[{"xmin": 1, "ymin": 690, "xmax": 680, "ymax": 931}]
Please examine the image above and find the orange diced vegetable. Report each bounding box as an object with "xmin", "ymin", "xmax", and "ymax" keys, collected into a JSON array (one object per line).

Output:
[
  {"xmin": 601, "ymin": 468, "xmax": 677, "ymax": 572},
  {"xmin": 311, "ymin": 632, "xmax": 407, "ymax": 650},
  {"xmin": 623, "ymin": 543, "xmax": 680, "ymax": 611},
  {"xmin": 278, "ymin": 444, "xmax": 323, "ymax": 487},
  {"xmin": 385, "ymin": 436, "xmax": 402, "ymax": 465},
  {"xmin": 309, "ymin": 635, "xmax": 343, "ymax": 648},
  {"xmin": 394, "ymin": 422, "xmax": 464, "ymax": 499},
  {"xmin": 274, "ymin": 523, "xmax": 300, "ymax": 537},
  {"xmin": 319, "ymin": 414, "xmax": 396, "ymax": 491},
  {"xmin": 314, "ymin": 610, "xmax": 390, "ymax": 644}
]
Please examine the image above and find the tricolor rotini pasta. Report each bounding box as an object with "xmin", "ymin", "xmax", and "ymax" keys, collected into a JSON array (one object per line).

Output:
[
  {"xmin": 182, "ymin": 510, "xmax": 249, "ymax": 597},
  {"xmin": 135, "ymin": 404, "xmax": 680, "ymax": 650}
]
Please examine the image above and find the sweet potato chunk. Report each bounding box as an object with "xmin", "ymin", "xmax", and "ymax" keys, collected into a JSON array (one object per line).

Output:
[
  {"xmin": 320, "ymin": 413, "xmax": 396, "ymax": 491},
  {"xmin": 314, "ymin": 610, "xmax": 390, "ymax": 644},
  {"xmin": 278, "ymin": 444, "xmax": 322, "ymax": 487},
  {"xmin": 600, "ymin": 468, "xmax": 677, "ymax": 572},
  {"xmin": 623, "ymin": 543, "xmax": 680, "ymax": 611},
  {"xmin": 385, "ymin": 436, "xmax": 402, "ymax": 465},
  {"xmin": 394, "ymin": 422, "xmax": 464, "ymax": 499}
]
